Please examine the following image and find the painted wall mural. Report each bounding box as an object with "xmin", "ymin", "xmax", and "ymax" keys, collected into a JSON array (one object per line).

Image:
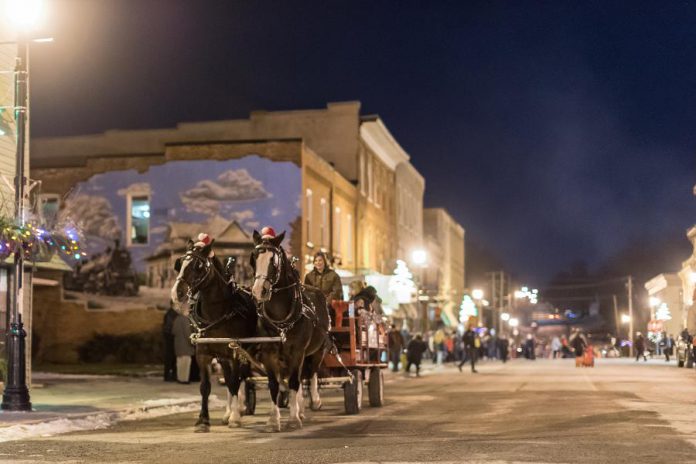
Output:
[{"xmin": 54, "ymin": 155, "xmax": 301, "ymax": 309}]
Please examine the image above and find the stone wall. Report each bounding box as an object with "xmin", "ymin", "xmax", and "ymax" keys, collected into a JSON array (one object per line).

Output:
[{"xmin": 32, "ymin": 270, "xmax": 162, "ymax": 363}]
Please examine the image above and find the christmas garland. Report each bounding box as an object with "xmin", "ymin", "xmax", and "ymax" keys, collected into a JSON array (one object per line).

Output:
[{"xmin": 0, "ymin": 218, "xmax": 85, "ymax": 262}]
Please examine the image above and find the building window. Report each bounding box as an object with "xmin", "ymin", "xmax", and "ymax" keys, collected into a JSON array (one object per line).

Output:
[
  {"xmin": 347, "ymin": 213, "xmax": 353, "ymax": 263},
  {"xmin": 359, "ymin": 151, "xmax": 366, "ymax": 196},
  {"xmin": 127, "ymin": 194, "xmax": 150, "ymax": 246},
  {"xmin": 305, "ymin": 189, "xmax": 313, "ymax": 245},
  {"xmin": 320, "ymin": 198, "xmax": 328, "ymax": 248},
  {"xmin": 334, "ymin": 206, "xmax": 341, "ymax": 255},
  {"xmin": 367, "ymin": 157, "xmax": 373, "ymax": 202},
  {"xmin": 39, "ymin": 194, "xmax": 60, "ymax": 225}
]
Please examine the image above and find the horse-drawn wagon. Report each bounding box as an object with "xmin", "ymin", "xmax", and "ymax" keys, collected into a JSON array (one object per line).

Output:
[{"xmin": 319, "ymin": 300, "xmax": 388, "ymax": 414}]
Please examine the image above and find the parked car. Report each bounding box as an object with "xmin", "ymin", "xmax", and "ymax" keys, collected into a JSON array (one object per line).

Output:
[{"xmin": 676, "ymin": 335, "xmax": 693, "ymax": 368}]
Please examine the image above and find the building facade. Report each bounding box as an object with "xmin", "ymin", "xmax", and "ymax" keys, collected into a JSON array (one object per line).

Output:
[
  {"xmin": 645, "ymin": 273, "xmax": 684, "ymax": 337},
  {"xmin": 423, "ymin": 208, "xmax": 466, "ymax": 327}
]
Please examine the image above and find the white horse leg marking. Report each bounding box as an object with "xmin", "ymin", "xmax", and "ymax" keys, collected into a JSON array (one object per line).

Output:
[
  {"xmin": 222, "ymin": 389, "xmax": 233, "ymax": 424},
  {"xmin": 288, "ymin": 390, "xmax": 302, "ymax": 429},
  {"xmin": 266, "ymin": 403, "xmax": 281, "ymax": 432},
  {"xmin": 229, "ymin": 395, "xmax": 242, "ymax": 427},
  {"xmin": 238, "ymin": 381, "xmax": 246, "ymax": 416},
  {"xmin": 310, "ymin": 373, "xmax": 322, "ymax": 410},
  {"xmin": 298, "ymin": 385, "xmax": 306, "ymax": 420}
]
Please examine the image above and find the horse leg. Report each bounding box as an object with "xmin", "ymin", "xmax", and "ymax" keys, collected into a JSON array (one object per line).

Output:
[
  {"xmin": 265, "ymin": 370, "xmax": 282, "ymax": 433},
  {"xmin": 221, "ymin": 359, "xmax": 242, "ymax": 427},
  {"xmin": 286, "ymin": 368, "xmax": 303, "ymax": 430},
  {"xmin": 307, "ymin": 349, "xmax": 325, "ymax": 411},
  {"xmin": 195, "ymin": 356, "xmax": 212, "ymax": 433}
]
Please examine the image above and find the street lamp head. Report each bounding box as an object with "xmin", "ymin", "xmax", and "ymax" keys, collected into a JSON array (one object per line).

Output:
[
  {"xmin": 649, "ymin": 296, "xmax": 661, "ymax": 307},
  {"xmin": 509, "ymin": 318, "xmax": 519, "ymax": 328},
  {"xmin": 621, "ymin": 314, "xmax": 631, "ymax": 324},
  {"xmin": 411, "ymin": 249, "xmax": 427, "ymax": 266},
  {"xmin": 501, "ymin": 312, "xmax": 511, "ymax": 321},
  {"xmin": 472, "ymin": 288, "xmax": 484, "ymax": 300},
  {"xmin": 5, "ymin": 0, "xmax": 45, "ymax": 30}
]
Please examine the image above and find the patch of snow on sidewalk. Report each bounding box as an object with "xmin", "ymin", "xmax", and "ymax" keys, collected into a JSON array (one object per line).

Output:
[{"xmin": 0, "ymin": 395, "xmax": 225, "ymax": 443}]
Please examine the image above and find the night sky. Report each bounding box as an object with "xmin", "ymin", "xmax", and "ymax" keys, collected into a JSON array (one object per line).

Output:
[{"xmin": 27, "ymin": 1, "xmax": 696, "ymax": 284}]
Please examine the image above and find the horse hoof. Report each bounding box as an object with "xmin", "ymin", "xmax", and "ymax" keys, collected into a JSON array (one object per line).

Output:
[
  {"xmin": 228, "ymin": 420, "xmax": 242, "ymax": 429},
  {"xmin": 286, "ymin": 420, "xmax": 303, "ymax": 431},
  {"xmin": 195, "ymin": 423, "xmax": 210, "ymax": 433},
  {"xmin": 310, "ymin": 401, "xmax": 322, "ymax": 411},
  {"xmin": 263, "ymin": 423, "xmax": 281, "ymax": 433},
  {"xmin": 299, "ymin": 413, "xmax": 306, "ymax": 421},
  {"xmin": 221, "ymin": 416, "xmax": 230, "ymax": 426}
]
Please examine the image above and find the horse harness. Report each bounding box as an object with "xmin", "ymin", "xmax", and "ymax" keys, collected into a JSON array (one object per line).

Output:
[
  {"xmin": 178, "ymin": 249, "xmax": 249, "ymax": 338},
  {"xmin": 253, "ymin": 243, "xmax": 322, "ymax": 342}
]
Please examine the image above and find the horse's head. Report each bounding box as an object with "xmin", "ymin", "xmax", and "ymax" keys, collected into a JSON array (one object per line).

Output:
[
  {"xmin": 250, "ymin": 229, "xmax": 286, "ymax": 303},
  {"xmin": 170, "ymin": 238, "xmax": 216, "ymax": 311}
]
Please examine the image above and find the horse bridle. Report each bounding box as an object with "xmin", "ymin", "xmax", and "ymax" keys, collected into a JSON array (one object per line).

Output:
[
  {"xmin": 176, "ymin": 249, "xmax": 248, "ymax": 335},
  {"xmin": 176, "ymin": 249, "xmax": 228, "ymax": 297},
  {"xmin": 252, "ymin": 243, "xmax": 308, "ymax": 333}
]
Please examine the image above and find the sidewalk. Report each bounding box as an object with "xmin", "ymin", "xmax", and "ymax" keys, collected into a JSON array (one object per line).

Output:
[{"xmin": 0, "ymin": 372, "xmax": 225, "ymax": 442}]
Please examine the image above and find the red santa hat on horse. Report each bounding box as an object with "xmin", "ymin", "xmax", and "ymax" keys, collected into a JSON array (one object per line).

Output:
[
  {"xmin": 194, "ymin": 232, "xmax": 215, "ymax": 257},
  {"xmin": 253, "ymin": 226, "xmax": 285, "ymax": 248}
]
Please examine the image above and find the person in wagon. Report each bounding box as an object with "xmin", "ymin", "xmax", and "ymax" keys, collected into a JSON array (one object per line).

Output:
[{"xmin": 304, "ymin": 251, "xmax": 343, "ymax": 303}]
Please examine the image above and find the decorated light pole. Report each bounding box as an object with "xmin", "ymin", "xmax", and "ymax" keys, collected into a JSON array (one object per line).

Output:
[{"xmin": 2, "ymin": 0, "xmax": 46, "ymax": 411}]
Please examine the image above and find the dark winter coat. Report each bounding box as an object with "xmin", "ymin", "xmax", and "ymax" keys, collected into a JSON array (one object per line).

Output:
[
  {"xmin": 406, "ymin": 338, "xmax": 427, "ymax": 363},
  {"xmin": 162, "ymin": 308, "xmax": 178, "ymax": 335},
  {"xmin": 173, "ymin": 313, "xmax": 194, "ymax": 357},
  {"xmin": 388, "ymin": 329, "xmax": 405, "ymax": 353},
  {"xmin": 570, "ymin": 335, "xmax": 586, "ymax": 357},
  {"xmin": 304, "ymin": 267, "xmax": 343, "ymax": 302},
  {"xmin": 635, "ymin": 335, "xmax": 646, "ymax": 352},
  {"xmin": 462, "ymin": 330, "xmax": 477, "ymax": 349}
]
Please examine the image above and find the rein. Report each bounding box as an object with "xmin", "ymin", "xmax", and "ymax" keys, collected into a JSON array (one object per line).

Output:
[
  {"xmin": 252, "ymin": 243, "xmax": 315, "ymax": 338},
  {"xmin": 178, "ymin": 250, "xmax": 248, "ymax": 336}
]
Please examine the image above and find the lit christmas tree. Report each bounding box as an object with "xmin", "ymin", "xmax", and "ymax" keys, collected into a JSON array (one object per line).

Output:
[
  {"xmin": 459, "ymin": 295, "xmax": 478, "ymax": 322},
  {"xmin": 388, "ymin": 259, "xmax": 416, "ymax": 304},
  {"xmin": 655, "ymin": 302, "xmax": 672, "ymax": 321}
]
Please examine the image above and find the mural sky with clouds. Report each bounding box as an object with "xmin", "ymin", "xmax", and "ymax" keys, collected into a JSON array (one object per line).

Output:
[{"xmin": 61, "ymin": 155, "xmax": 301, "ymax": 272}]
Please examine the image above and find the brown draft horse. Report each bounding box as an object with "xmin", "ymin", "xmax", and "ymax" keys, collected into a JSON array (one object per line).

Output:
[
  {"xmin": 171, "ymin": 239, "xmax": 258, "ymax": 432},
  {"xmin": 250, "ymin": 230, "xmax": 330, "ymax": 431}
]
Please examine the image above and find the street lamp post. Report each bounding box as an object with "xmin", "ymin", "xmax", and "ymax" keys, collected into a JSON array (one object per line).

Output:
[
  {"xmin": 1, "ymin": 0, "xmax": 46, "ymax": 411},
  {"xmin": 1, "ymin": 37, "xmax": 31, "ymax": 412}
]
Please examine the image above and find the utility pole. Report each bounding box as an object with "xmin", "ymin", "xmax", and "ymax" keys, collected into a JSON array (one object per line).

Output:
[
  {"xmin": 612, "ymin": 294, "xmax": 619, "ymax": 339},
  {"xmin": 627, "ymin": 276, "xmax": 634, "ymax": 358}
]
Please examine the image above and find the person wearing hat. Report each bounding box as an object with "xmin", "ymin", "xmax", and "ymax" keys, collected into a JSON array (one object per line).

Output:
[{"xmin": 304, "ymin": 252, "xmax": 343, "ymax": 304}]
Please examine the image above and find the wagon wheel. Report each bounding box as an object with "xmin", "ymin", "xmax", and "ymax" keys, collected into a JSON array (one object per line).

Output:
[
  {"xmin": 278, "ymin": 390, "xmax": 290, "ymax": 408},
  {"xmin": 344, "ymin": 369, "xmax": 363, "ymax": 415},
  {"xmin": 368, "ymin": 367, "xmax": 384, "ymax": 407},
  {"xmin": 244, "ymin": 381, "xmax": 256, "ymax": 415}
]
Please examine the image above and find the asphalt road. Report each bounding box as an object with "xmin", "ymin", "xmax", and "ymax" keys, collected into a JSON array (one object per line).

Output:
[{"xmin": 3, "ymin": 358, "xmax": 696, "ymax": 464}]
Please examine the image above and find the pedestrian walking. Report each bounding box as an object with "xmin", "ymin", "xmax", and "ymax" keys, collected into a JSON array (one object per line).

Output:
[
  {"xmin": 162, "ymin": 303, "xmax": 178, "ymax": 382},
  {"xmin": 635, "ymin": 332, "xmax": 647, "ymax": 362},
  {"xmin": 551, "ymin": 335, "xmax": 562, "ymax": 359},
  {"xmin": 524, "ymin": 334, "xmax": 536, "ymax": 360},
  {"xmin": 497, "ymin": 334, "xmax": 510, "ymax": 363},
  {"xmin": 664, "ymin": 333, "xmax": 674, "ymax": 362},
  {"xmin": 173, "ymin": 309, "xmax": 195, "ymax": 384},
  {"xmin": 405, "ymin": 334, "xmax": 428, "ymax": 376},
  {"xmin": 570, "ymin": 329, "xmax": 587, "ymax": 367},
  {"xmin": 433, "ymin": 328, "xmax": 446, "ymax": 365},
  {"xmin": 388, "ymin": 324, "xmax": 405, "ymax": 372},
  {"xmin": 458, "ymin": 327, "xmax": 478, "ymax": 373}
]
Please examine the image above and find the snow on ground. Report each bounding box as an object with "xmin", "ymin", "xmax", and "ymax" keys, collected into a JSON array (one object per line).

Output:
[{"xmin": 0, "ymin": 395, "xmax": 225, "ymax": 443}]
